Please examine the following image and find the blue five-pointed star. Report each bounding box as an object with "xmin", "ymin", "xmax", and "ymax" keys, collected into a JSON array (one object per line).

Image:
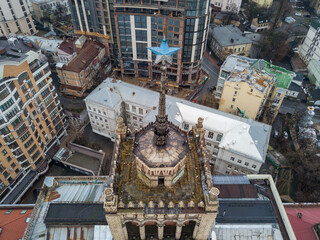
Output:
[{"xmin": 148, "ymin": 36, "xmax": 181, "ymax": 65}]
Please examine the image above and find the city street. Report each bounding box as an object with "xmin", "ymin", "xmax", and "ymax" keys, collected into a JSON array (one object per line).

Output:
[{"xmin": 193, "ymin": 52, "xmax": 220, "ymax": 101}]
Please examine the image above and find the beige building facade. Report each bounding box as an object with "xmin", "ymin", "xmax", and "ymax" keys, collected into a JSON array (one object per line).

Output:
[
  {"xmin": 0, "ymin": 37, "xmax": 66, "ymax": 203},
  {"xmin": 218, "ymin": 69, "xmax": 275, "ymax": 120},
  {"xmin": 252, "ymin": 0, "xmax": 273, "ymax": 7},
  {"xmin": 56, "ymin": 37, "xmax": 108, "ymax": 97},
  {"xmin": 208, "ymin": 25, "xmax": 252, "ymax": 61},
  {"xmin": 0, "ymin": 0, "xmax": 36, "ymax": 36}
]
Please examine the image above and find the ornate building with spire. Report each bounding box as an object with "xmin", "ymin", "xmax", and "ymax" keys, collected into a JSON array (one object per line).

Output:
[
  {"xmin": 103, "ymin": 38, "xmax": 220, "ymax": 239},
  {"xmin": 23, "ymin": 39, "xmax": 296, "ymax": 240}
]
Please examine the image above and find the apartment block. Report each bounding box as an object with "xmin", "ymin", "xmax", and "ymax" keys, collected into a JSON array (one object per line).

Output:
[
  {"xmin": 208, "ymin": 25, "xmax": 252, "ymax": 61},
  {"xmin": 218, "ymin": 68, "xmax": 276, "ymax": 120},
  {"xmin": 56, "ymin": 36, "xmax": 109, "ymax": 97},
  {"xmin": 211, "ymin": 0, "xmax": 242, "ymax": 13},
  {"xmin": 299, "ymin": 21, "xmax": 320, "ymax": 65},
  {"xmin": 69, "ymin": 0, "xmax": 211, "ymax": 86},
  {"xmin": 0, "ymin": 37, "xmax": 67, "ymax": 203},
  {"xmin": 215, "ymin": 55, "xmax": 294, "ymax": 123},
  {"xmin": 0, "ymin": 0, "xmax": 36, "ymax": 36},
  {"xmin": 85, "ymin": 78, "xmax": 272, "ymax": 175},
  {"xmin": 31, "ymin": 0, "xmax": 71, "ymax": 23}
]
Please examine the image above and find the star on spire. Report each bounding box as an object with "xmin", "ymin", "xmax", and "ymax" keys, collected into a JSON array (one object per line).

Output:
[{"xmin": 148, "ymin": 36, "xmax": 181, "ymax": 65}]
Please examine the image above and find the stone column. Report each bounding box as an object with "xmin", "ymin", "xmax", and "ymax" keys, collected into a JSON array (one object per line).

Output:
[
  {"xmin": 158, "ymin": 223, "xmax": 164, "ymax": 240},
  {"xmin": 193, "ymin": 223, "xmax": 199, "ymax": 239},
  {"xmin": 139, "ymin": 224, "xmax": 146, "ymax": 240},
  {"xmin": 175, "ymin": 223, "xmax": 183, "ymax": 239},
  {"xmin": 122, "ymin": 224, "xmax": 128, "ymax": 240}
]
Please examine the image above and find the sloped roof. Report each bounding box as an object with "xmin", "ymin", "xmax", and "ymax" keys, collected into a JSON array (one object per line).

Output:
[
  {"xmin": 0, "ymin": 207, "xmax": 33, "ymax": 240},
  {"xmin": 89, "ymin": 78, "xmax": 271, "ymax": 162},
  {"xmin": 285, "ymin": 204, "xmax": 320, "ymax": 240},
  {"xmin": 210, "ymin": 25, "xmax": 252, "ymax": 47}
]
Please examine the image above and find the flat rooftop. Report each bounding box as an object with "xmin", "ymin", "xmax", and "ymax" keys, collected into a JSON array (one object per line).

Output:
[
  {"xmin": 44, "ymin": 203, "xmax": 107, "ymax": 225},
  {"xmin": 116, "ymin": 137, "xmax": 204, "ymax": 205},
  {"xmin": 216, "ymin": 200, "xmax": 277, "ymax": 224},
  {"xmin": 0, "ymin": 36, "xmax": 39, "ymax": 64},
  {"xmin": 66, "ymin": 152, "xmax": 101, "ymax": 175}
]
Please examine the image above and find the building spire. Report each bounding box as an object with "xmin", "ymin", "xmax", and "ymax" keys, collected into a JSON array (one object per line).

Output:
[{"xmin": 148, "ymin": 35, "xmax": 181, "ymax": 146}]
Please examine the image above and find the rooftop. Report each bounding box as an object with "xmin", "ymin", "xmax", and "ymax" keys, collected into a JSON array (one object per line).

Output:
[
  {"xmin": 209, "ymin": 25, "xmax": 252, "ymax": 47},
  {"xmin": 0, "ymin": 206, "xmax": 33, "ymax": 240},
  {"xmin": 116, "ymin": 138, "xmax": 204, "ymax": 204},
  {"xmin": 134, "ymin": 124, "xmax": 189, "ymax": 168},
  {"xmin": 44, "ymin": 203, "xmax": 107, "ymax": 225},
  {"xmin": 86, "ymin": 78, "xmax": 272, "ymax": 163},
  {"xmin": 216, "ymin": 200, "xmax": 277, "ymax": 223},
  {"xmin": 228, "ymin": 68, "xmax": 275, "ymax": 95},
  {"xmin": 284, "ymin": 203, "xmax": 320, "ymax": 240},
  {"xmin": 222, "ymin": 56, "xmax": 295, "ymax": 89},
  {"xmin": 0, "ymin": 36, "xmax": 40, "ymax": 64},
  {"xmin": 58, "ymin": 39, "xmax": 105, "ymax": 73},
  {"xmin": 24, "ymin": 176, "xmax": 111, "ymax": 240}
]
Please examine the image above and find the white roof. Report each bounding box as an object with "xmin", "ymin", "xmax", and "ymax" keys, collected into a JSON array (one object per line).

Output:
[
  {"xmin": 213, "ymin": 224, "xmax": 283, "ymax": 240},
  {"xmin": 23, "ymin": 36, "xmax": 62, "ymax": 52},
  {"xmin": 87, "ymin": 78, "xmax": 271, "ymax": 162},
  {"xmin": 221, "ymin": 55, "xmax": 256, "ymax": 73}
]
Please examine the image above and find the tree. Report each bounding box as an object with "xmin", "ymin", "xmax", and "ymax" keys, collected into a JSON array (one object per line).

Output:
[{"xmin": 258, "ymin": 30, "xmax": 289, "ymax": 62}]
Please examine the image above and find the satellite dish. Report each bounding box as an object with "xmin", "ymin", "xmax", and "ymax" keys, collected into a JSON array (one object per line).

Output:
[{"xmin": 44, "ymin": 176, "xmax": 54, "ymax": 187}]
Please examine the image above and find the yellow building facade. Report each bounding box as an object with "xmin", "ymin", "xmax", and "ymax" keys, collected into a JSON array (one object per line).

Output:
[
  {"xmin": 252, "ymin": 0, "xmax": 273, "ymax": 8},
  {"xmin": 218, "ymin": 69, "xmax": 275, "ymax": 120}
]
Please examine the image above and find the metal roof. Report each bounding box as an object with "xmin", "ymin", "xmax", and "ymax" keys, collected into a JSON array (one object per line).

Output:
[
  {"xmin": 44, "ymin": 203, "xmax": 107, "ymax": 225},
  {"xmin": 210, "ymin": 25, "xmax": 252, "ymax": 47},
  {"xmin": 216, "ymin": 200, "xmax": 277, "ymax": 224},
  {"xmin": 212, "ymin": 175, "xmax": 250, "ymax": 185}
]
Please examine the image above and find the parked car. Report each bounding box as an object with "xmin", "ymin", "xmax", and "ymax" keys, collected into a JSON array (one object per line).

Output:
[{"xmin": 295, "ymin": 13, "xmax": 302, "ymax": 16}]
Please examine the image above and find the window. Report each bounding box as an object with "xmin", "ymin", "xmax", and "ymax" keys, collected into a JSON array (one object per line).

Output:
[
  {"xmin": 103, "ymin": 111, "xmax": 106, "ymax": 115},
  {"xmin": 208, "ymin": 131, "xmax": 214, "ymax": 139},
  {"xmin": 2, "ymin": 149, "xmax": 7, "ymax": 156},
  {"xmin": 234, "ymin": 91, "xmax": 237, "ymax": 95},
  {"xmin": 238, "ymin": 159, "xmax": 242, "ymax": 163},
  {"xmin": 139, "ymin": 108, "xmax": 143, "ymax": 115},
  {"xmin": 232, "ymin": 98, "xmax": 235, "ymax": 102},
  {"xmin": 6, "ymin": 156, "xmax": 11, "ymax": 162},
  {"xmin": 234, "ymin": 168, "xmax": 239, "ymax": 172},
  {"xmin": 5, "ymin": 210, "xmax": 12, "ymax": 214},
  {"xmin": 216, "ymin": 134, "xmax": 223, "ymax": 142},
  {"xmin": 245, "ymin": 162, "xmax": 249, "ymax": 166},
  {"xmin": 184, "ymin": 123, "xmax": 189, "ymax": 130},
  {"xmin": 88, "ymin": 106, "xmax": 91, "ymax": 110},
  {"xmin": 226, "ymin": 171, "xmax": 230, "ymax": 174},
  {"xmin": 230, "ymin": 105, "xmax": 233, "ymax": 109},
  {"xmin": 230, "ymin": 157, "xmax": 234, "ymax": 161},
  {"xmin": 132, "ymin": 106, "xmax": 136, "ymax": 113},
  {"xmin": 252, "ymin": 164, "xmax": 257, "ymax": 169},
  {"xmin": 98, "ymin": 110, "xmax": 101, "ymax": 114},
  {"xmin": 227, "ymin": 164, "xmax": 232, "ymax": 169}
]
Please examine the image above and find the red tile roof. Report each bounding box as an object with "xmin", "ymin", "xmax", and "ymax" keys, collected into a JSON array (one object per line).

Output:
[
  {"xmin": 0, "ymin": 208, "xmax": 33, "ymax": 240},
  {"xmin": 62, "ymin": 40, "xmax": 105, "ymax": 73},
  {"xmin": 58, "ymin": 37, "xmax": 77, "ymax": 55},
  {"xmin": 285, "ymin": 204, "xmax": 320, "ymax": 240}
]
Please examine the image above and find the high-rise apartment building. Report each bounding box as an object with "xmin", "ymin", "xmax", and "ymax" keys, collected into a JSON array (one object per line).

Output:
[
  {"xmin": 0, "ymin": 37, "xmax": 67, "ymax": 203},
  {"xmin": 69, "ymin": 0, "xmax": 211, "ymax": 86},
  {"xmin": 299, "ymin": 21, "xmax": 320, "ymax": 65},
  {"xmin": 0, "ymin": 0, "xmax": 37, "ymax": 36}
]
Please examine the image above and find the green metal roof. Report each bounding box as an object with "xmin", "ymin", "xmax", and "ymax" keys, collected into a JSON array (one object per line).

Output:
[{"xmin": 253, "ymin": 60, "xmax": 294, "ymax": 89}]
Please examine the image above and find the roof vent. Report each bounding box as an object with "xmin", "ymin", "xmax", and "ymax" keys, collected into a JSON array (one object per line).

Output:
[
  {"xmin": 132, "ymin": 92, "xmax": 135, "ymax": 96},
  {"xmin": 297, "ymin": 212, "xmax": 302, "ymax": 218}
]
